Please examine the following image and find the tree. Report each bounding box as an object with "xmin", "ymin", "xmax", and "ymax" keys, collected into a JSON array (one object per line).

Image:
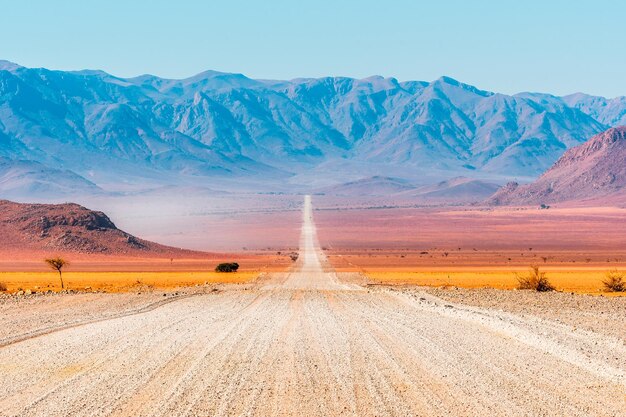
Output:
[{"xmin": 45, "ymin": 257, "xmax": 69, "ymax": 289}]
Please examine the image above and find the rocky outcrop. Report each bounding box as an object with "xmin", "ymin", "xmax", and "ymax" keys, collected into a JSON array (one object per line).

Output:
[
  {"xmin": 0, "ymin": 200, "xmax": 189, "ymax": 254},
  {"xmin": 486, "ymin": 127, "xmax": 626, "ymax": 205}
]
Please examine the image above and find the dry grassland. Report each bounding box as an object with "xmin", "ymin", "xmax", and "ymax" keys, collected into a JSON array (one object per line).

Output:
[
  {"xmin": 0, "ymin": 271, "xmax": 258, "ymax": 292},
  {"xmin": 365, "ymin": 268, "xmax": 626, "ymax": 294}
]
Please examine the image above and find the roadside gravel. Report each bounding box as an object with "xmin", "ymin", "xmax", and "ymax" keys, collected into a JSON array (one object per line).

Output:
[
  {"xmin": 0, "ymin": 286, "xmax": 231, "ymax": 348},
  {"xmin": 419, "ymin": 286, "xmax": 626, "ymax": 340}
]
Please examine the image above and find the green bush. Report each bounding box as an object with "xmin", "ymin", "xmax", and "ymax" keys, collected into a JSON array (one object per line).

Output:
[{"xmin": 215, "ymin": 262, "xmax": 239, "ymax": 273}]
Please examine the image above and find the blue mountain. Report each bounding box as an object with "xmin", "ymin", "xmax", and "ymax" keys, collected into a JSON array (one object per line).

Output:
[{"xmin": 0, "ymin": 60, "xmax": 623, "ymax": 195}]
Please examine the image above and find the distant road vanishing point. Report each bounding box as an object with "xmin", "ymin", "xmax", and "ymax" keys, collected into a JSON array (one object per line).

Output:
[{"xmin": 0, "ymin": 196, "xmax": 624, "ymax": 416}]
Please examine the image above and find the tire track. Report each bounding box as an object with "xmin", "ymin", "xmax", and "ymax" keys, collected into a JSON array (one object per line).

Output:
[{"xmin": 0, "ymin": 292, "xmax": 205, "ymax": 349}]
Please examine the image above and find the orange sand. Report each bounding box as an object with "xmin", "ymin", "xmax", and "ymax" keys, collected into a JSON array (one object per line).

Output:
[
  {"xmin": 364, "ymin": 268, "xmax": 626, "ymax": 295},
  {"xmin": 0, "ymin": 252, "xmax": 294, "ymax": 292},
  {"xmin": 0, "ymin": 271, "xmax": 259, "ymax": 293}
]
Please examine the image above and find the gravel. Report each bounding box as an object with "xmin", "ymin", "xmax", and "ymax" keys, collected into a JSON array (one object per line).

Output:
[{"xmin": 419, "ymin": 286, "xmax": 626, "ymax": 340}]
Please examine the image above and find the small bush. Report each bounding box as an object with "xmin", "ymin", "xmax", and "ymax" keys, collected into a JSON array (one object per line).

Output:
[
  {"xmin": 515, "ymin": 266, "xmax": 555, "ymax": 292},
  {"xmin": 215, "ymin": 262, "xmax": 239, "ymax": 273},
  {"xmin": 0, "ymin": 282, "xmax": 7, "ymax": 292},
  {"xmin": 602, "ymin": 270, "xmax": 625, "ymax": 292}
]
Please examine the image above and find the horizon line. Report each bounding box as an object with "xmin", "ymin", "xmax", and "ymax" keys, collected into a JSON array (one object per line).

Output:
[{"xmin": 1, "ymin": 59, "xmax": 624, "ymax": 100}]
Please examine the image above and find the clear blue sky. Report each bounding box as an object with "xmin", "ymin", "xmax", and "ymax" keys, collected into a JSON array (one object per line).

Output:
[{"xmin": 1, "ymin": 0, "xmax": 625, "ymax": 97}]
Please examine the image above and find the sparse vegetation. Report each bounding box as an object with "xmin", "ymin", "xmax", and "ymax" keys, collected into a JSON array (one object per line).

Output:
[
  {"xmin": 45, "ymin": 257, "xmax": 69, "ymax": 289},
  {"xmin": 288, "ymin": 252, "xmax": 299, "ymax": 262},
  {"xmin": 0, "ymin": 282, "xmax": 7, "ymax": 292},
  {"xmin": 515, "ymin": 265, "xmax": 555, "ymax": 292},
  {"xmin": 215, "ymin": 262, "xmax": 240, "ymax": 273},
  {"xmin": 602, "ymin": 270, "xmax": 625, "ymax": 292}
]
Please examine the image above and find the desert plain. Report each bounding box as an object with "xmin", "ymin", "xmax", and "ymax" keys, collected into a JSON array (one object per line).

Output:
[
  {"xmin": 0, "ymin": 196, "xmax": 625, "ymax": 416},
  {"xmin": 315, "ymin": 204, "xmax": 626, "ymax": 293},
  {"xmin": 7, "ymin": 198, "xmax": 624, "ymax": 294}
]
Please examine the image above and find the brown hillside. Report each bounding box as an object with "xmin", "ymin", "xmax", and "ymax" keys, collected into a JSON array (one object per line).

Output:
[
  {"xmin": 0, "ymin": 200, "xmax": 202, "ymax": 256},
  {"xmin": 487, "ymin": 126, "xmax": 626, "ymax": 206}
]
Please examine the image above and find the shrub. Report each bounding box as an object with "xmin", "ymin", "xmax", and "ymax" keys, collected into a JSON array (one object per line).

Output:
[
  {"xmin": 602, "ymin": 270, "xmax": 625, "ymax": 292},
  {"xmin": 515, "ymin": 266, "xmax": 555, "ymax": 292},
  {"xmin": 0, "ymin": 282, "xmax": 7, "ymax": 292},
  {"xmin": 215, "ymin": 262, "xmax": 239, "ymax": 273}
]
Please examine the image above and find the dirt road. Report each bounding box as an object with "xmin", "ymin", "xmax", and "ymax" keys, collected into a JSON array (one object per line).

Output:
[{"xmin": 0, "ymin": 196, "xmax": 624, "ymax": 416}]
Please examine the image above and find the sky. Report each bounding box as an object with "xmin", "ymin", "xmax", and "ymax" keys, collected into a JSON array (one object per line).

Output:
[{"xmin": 1, "ymin": 0, "xmax": 625, "ymax": 97}]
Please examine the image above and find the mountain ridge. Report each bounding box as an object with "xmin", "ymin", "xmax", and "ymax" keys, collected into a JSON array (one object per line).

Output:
[{"xmin": 1, "ymin": 61, "xmax": 625, "ymax": 196}]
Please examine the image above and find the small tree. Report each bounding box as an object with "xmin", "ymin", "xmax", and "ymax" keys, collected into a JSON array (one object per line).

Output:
[
  {"xmin": 602, "ymin": 270, "xmax": 625, "ymax": 292},
  {"xmin": 215, "ymin": 262, "xmax": 239, "ymax": 273},
  {"xmin": 515, "ymin": 265, "xmax": 554, "ymax": 292},
  {"xmin": 45, "ymin": 257, "xmax": 68, "ymax": 289}
]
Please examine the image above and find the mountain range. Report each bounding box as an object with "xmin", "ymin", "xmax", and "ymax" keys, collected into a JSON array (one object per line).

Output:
[
  {"xmin": 316, "ymin": 176, "xmax": 500, "ymax": 205},
  {"xmin": 1, "ymin": 60, "xmax": 626, "ymax": 196}
]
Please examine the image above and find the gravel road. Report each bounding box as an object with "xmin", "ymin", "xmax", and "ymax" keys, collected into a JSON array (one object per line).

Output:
[{"xmin": 0, "ymin": 196, "xmax": 624, "ymax": 416}]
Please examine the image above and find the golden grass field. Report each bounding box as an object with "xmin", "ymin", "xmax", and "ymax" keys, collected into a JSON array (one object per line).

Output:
[
  {"xmin": 2, "ymin": 268, "xmax": 623, "ymax": 295},
  {"xmin": 0, "ymin": 271, "xmax": 259, "ymax": 292},
  {"xmin": 365, "ymin": 268, "xmax": 626, "ymax": 294}
]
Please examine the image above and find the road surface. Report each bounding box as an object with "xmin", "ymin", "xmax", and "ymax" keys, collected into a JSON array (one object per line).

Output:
[{"xmin": 0, "ymin": 195, "xmax": 624, "ymax": 416}]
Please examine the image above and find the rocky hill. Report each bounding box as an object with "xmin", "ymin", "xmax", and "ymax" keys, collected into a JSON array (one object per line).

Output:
[
  {"xmin": 0, "ymin": 200, "xmax": 199, "ymax": 255},
  {"xmin": 486, "ymin": 127, "xmax": 626, "ymax": 205}
]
